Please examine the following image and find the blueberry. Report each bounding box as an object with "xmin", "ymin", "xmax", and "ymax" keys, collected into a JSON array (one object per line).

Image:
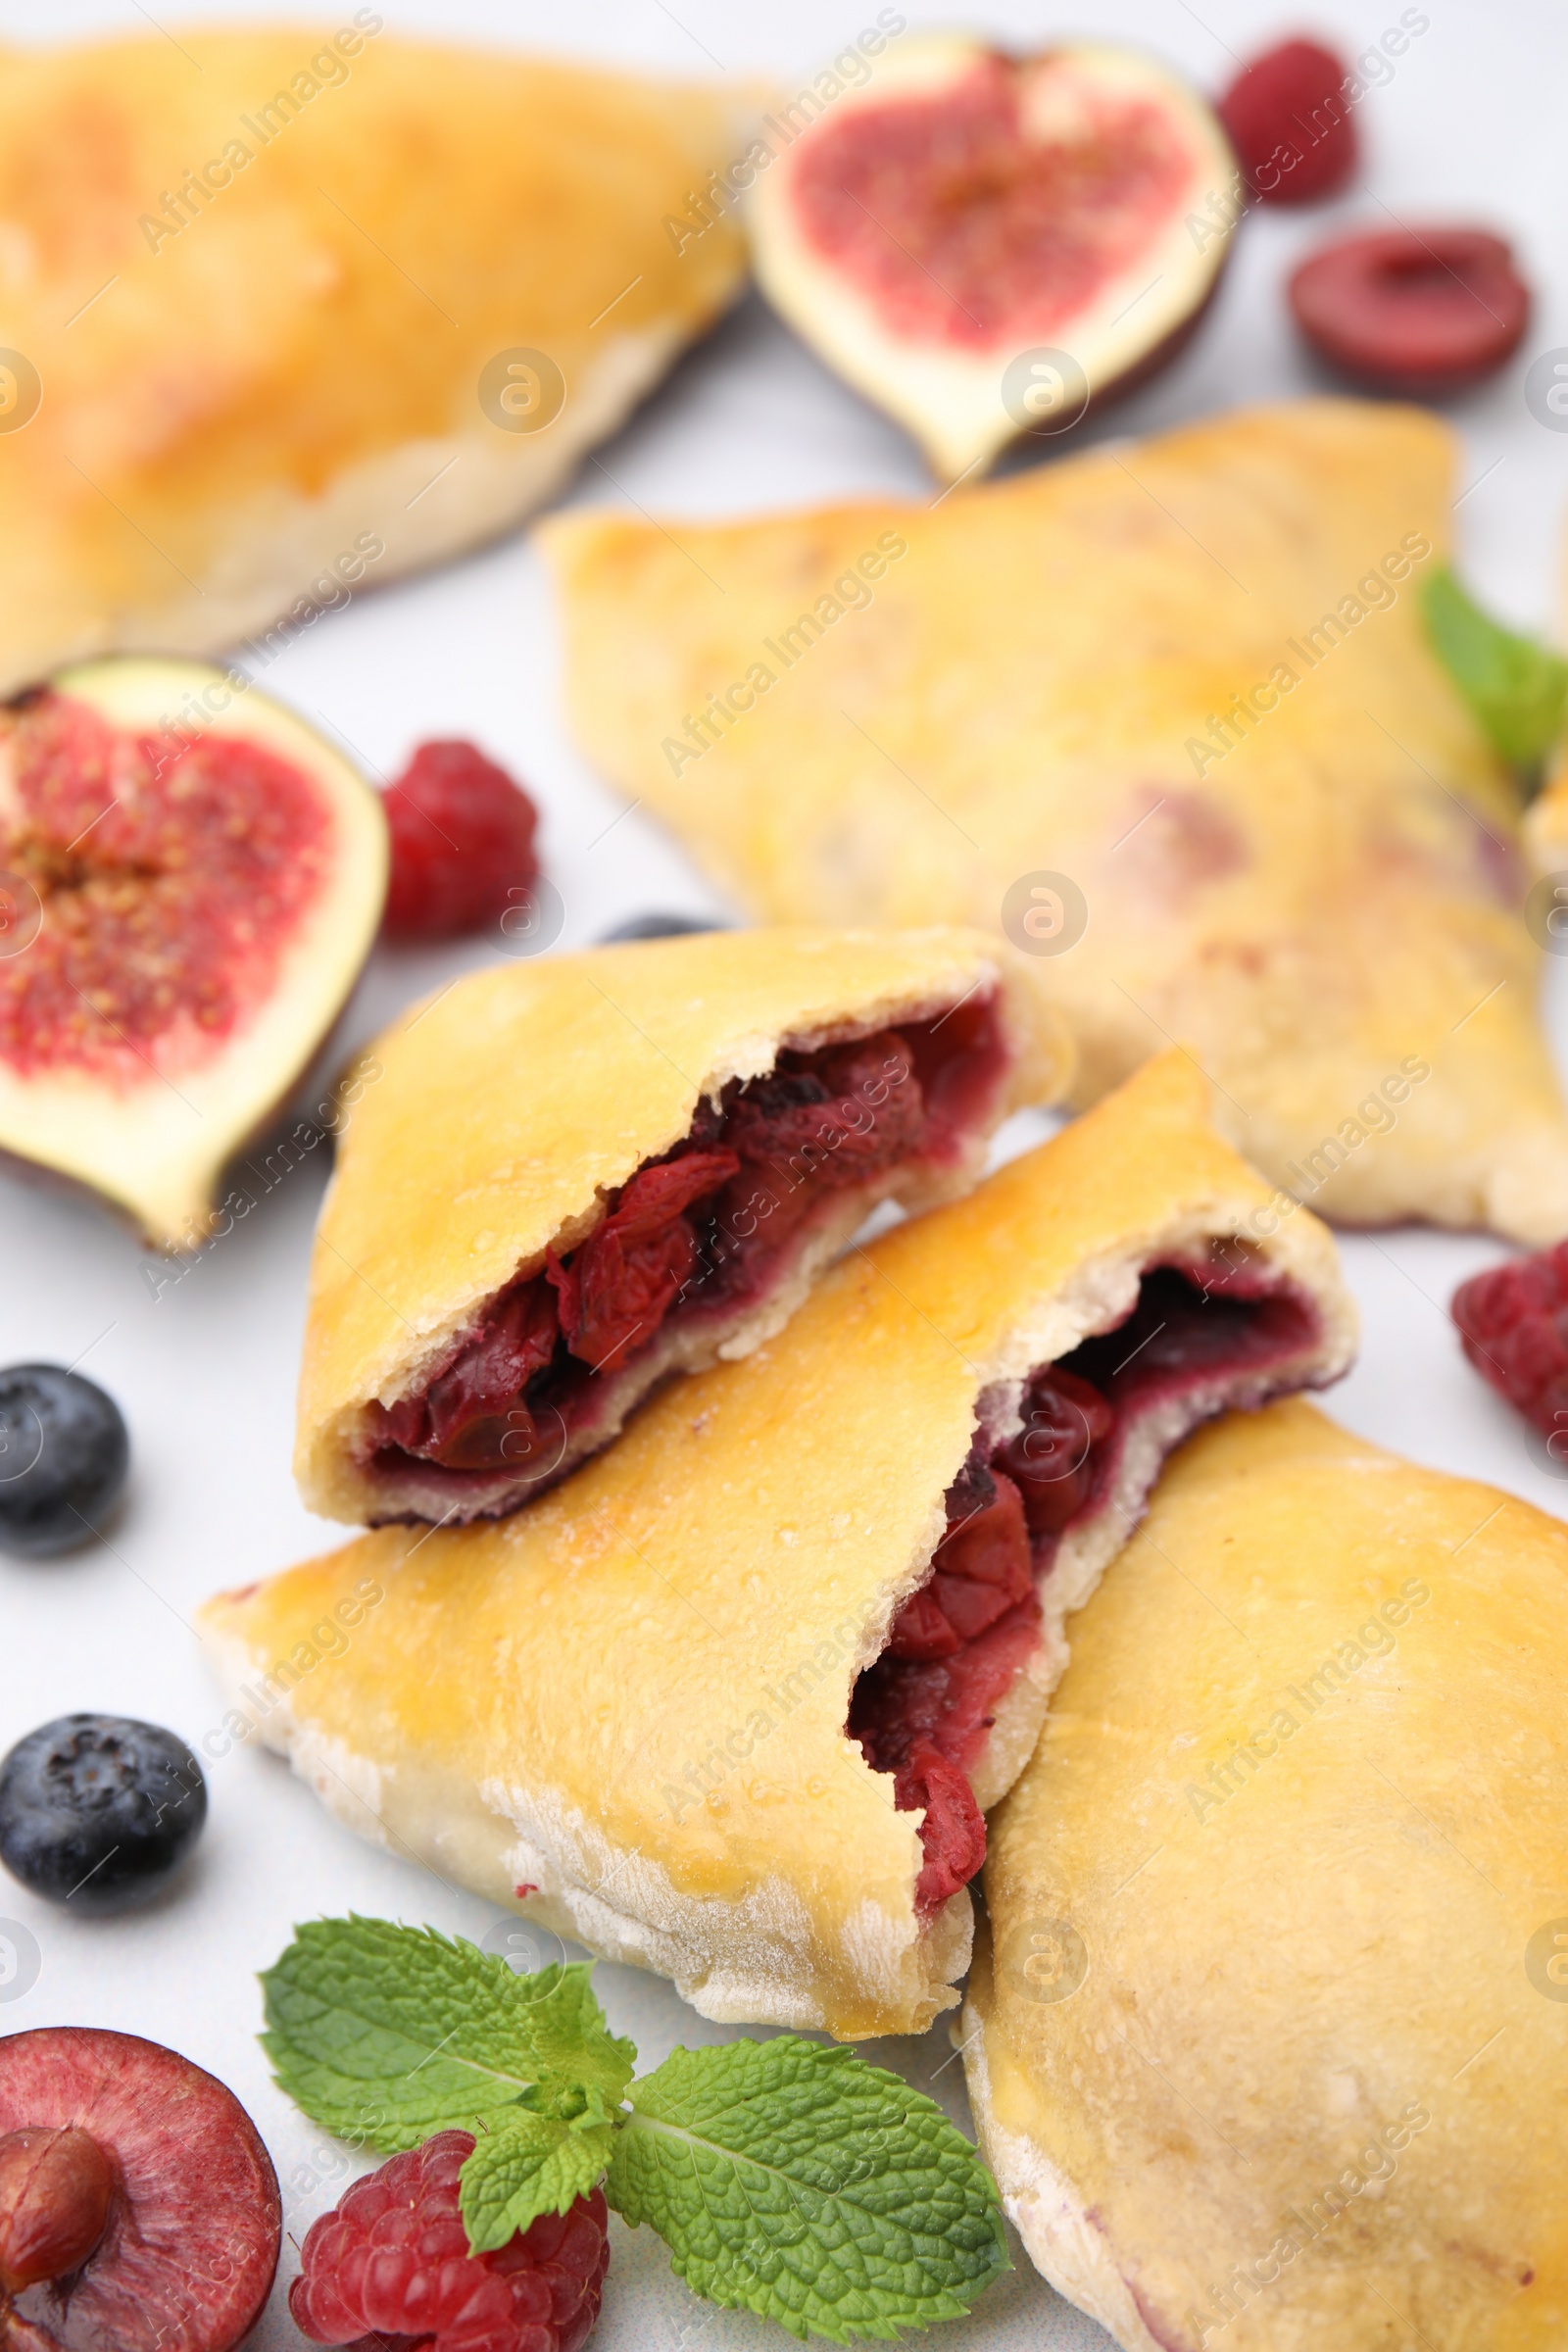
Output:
[
  {"xmin": 0, "ymin": 1365, "xmax": 128, "ymax": 1557},
  {"xmin": 0, "ymin": 1715, "xmax": 206, "ymax": 1913},
  {"xmin": 595, "ymin": 913, "xmax": 727, "ymax": 943}
]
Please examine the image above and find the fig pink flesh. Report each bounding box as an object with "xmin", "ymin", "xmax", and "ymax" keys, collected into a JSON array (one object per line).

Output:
[
  {"xmin": 0, "ymin": 690, "xmax": 333, "ymax": 1081},
  {"xmin": 790, "ymin": 53, "xmax": 1196, "ymax": 348},
  {"xmin": 0, "ymin": 2028, "xmax": 280, "ymax": 2352}
]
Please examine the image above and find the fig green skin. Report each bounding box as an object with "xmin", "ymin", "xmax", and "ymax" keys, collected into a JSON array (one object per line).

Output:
[
  {"xmin": 0, "ymin": 1365, "xmax": 128, "ymax": 1558},
  {"xmin": 0, "ymin": 1715, "xmax": 205, "ymax": 1914}
]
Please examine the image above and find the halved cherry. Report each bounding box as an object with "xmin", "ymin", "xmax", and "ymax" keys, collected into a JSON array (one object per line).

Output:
[
  {"xmin": 1288, "ymin": 226, "xmax": 1530, "ymax": 395},
  {"xmin": 0, "ymin": 2026, "xmax": 280, "ymax": 2351}
]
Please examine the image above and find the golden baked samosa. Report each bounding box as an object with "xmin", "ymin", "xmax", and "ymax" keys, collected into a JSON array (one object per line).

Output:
[
  {"xmin": 543, "ymin": 399, "xmax": 1568, "ymax": 1243},
  {"xmin": 967, "ymin": 1398, "xmax": 1568, "ymax": 2350},
  {"xmin": 0, "ymin": 24, "xmax": 748, "ymax": 690}
]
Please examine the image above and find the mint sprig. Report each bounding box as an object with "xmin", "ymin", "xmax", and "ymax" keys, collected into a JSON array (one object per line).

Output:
[
  {"xmin": 611, "ymin": 2038, "xmax": 1006, "ymax": 2342},
  {"xmin": 262, "ymin": 1917, "xmax": 1006, "ymax": 2338},
  {"xmin": 1420, "ymin": 564, "xmax": 1568, "ymax": 782}
]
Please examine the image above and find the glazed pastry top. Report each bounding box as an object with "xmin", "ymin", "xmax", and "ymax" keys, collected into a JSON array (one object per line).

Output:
[
  {"xmin": 968, "ymin": 1398, "xmax": 1568, "ymax": 2351},
  {"xmin": 0, "ymin": 29, "xmax": 748, "ymax": 687},
  {"xmin": 543, "ymin": 398, "xmax": 1568, "ymax": 1243}
]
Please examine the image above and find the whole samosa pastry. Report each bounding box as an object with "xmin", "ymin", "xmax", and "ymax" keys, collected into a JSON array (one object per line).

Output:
[
  {"xmin": 542, "ymin": 398, "xmax": 1568, "ymax": 1244},
  {"xmin": 204, "ymin": 1055, "xmax": 1354, "ymax": 2040},
  {"xmin": 0, "ymin": 24, "xmax": 749, "ymax": 692},
  {"xmin": 965, "ymin": 1400, "xmax": 1568, "ymax": 2352},
  {"xmin": 297, "ymin": 926, "xmax": 1065, "ymax": 1525}
]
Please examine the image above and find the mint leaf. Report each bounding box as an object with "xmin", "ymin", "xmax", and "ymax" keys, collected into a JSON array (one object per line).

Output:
[
  {"xmin": 1421, "ymin": 564, "xmax": 1568, "ymax": 778},
  {"xmin": 459, "ymin": 2110, "xmax": 615, "ymax": 2252},
  {"xmin": 261, "ymin": 1917, "xmax": 634, "ymax": 2152},
  {"xmin": 608, "ymin": 2038, "xmax": 1007, "ymax": 2343}
]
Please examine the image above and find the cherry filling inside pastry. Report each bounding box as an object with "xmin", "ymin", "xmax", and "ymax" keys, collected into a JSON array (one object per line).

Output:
[
  {"xmin": 363, "ymin": 997, "xmax": 1007, "ymax": 1491},
  {"xmin": 849, "ymin": 1250, "xmax": 1323, "ymax": 1915}
]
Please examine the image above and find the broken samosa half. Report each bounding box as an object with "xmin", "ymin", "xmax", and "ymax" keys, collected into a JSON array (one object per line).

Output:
[
  {"xmin": 965, "ymin": 1398, "xmax": 1568, "ymax": 2352},
  {"xmin": 297, "ymin": 925, "xmax": 1065, "ymax": 1526},
  {"xmin": 541, "ymin": 397, "xmax": 1568, "ymax": 1244},
  {"xmin": 0, "ymin": 28, "xmax": 749, "ymax": 693},
  {"xmin": 205, "ymin": 1054, "xmax": 1355, "ymax": 2041}
]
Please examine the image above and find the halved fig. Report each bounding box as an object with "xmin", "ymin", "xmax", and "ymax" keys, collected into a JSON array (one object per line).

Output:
[
  {"xmin": 750, "ymin": 36, "xmax": 1240, "ymax": 480},
  {"xmin": 0, "ymin": 659, "xmax": 387, "ymax": 1251},
  {"xmin": 0, "ymin": 2026, "xmax": 281, "ymax": 2351}
]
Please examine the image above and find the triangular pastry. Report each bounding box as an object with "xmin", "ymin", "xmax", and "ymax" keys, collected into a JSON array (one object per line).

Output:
[
  {"xmin": 205, "ymin": 1054, "xmax": 1355, "ymax": 2040},
  {"xmin": 964, "ymin": 1398, "xmax": 1568, "ymax": 2350},
  {"xmin": 541, "ymin": 398, "xmax": 1568, "ymax": 1243},
  {"xmin": 297, "ymin": 926, "xmax": 1064, "ymax": 1525},
  {"xmin": 0, "ymin": 26, "xmax": 748, "ymax": 692}
]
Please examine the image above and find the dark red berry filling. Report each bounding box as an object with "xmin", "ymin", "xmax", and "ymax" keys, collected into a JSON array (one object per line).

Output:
[
  {"xmin": 851, "ymin": 1246, "xmax": 1322, "ymax": 1915},
  {"xmin": 363, "ymin": 996, "xmax": 1008, "ymax": 1492},
  {"xmin": 850, "ymin": 1456, "xmax": 1039, "ymax": 1914},
  {"xmin": 1452, "ymin": 1241, "xmax": 1568, "ymax": 1438}
]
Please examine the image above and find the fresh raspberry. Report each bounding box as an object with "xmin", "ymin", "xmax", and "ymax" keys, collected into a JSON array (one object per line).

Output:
[
  {"xmin": 289, "ymin": 2131, "xmax": 609, "ymax": 2352},
  {"xmin": 1218, "ymin": 38, "xmax": 1357, "ymax": 205},
  {"xmin": 1453, "ymin": 1245, "xmax": 1568, "ymax": 1439},
  {"xmin": 382, "ymin": 741, "xmax": 540, "ymax": 943}
]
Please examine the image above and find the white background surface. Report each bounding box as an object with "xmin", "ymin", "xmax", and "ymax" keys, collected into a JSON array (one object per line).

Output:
[{"xmin": 1, "ymin": 3, "xmax": 1565, "ymax": 2346}]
